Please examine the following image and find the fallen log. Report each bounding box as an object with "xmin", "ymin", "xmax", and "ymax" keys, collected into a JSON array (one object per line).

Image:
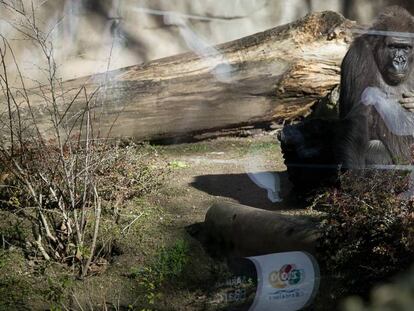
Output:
[
  {"xmin": 8, "ymin": 11, "xmax": 354, "ymax": 142},
  {"xmin": 203, "ymin": 201, "xmax": 320, "ymax": 257}
]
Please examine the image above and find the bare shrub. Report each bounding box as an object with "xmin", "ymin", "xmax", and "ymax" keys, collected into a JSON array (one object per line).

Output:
[
  {"xmin": 315, "ymin": 170, "xmax": 414, "ymax": 299},
  {"xmin": 0, "ymin": 1, "xmax": 163, "ymax": 278}
]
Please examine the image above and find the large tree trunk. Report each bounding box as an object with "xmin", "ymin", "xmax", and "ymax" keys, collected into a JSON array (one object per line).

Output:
[{"xmin": 16, "ymin": 11, "xmax": 354, "ymax": 142}]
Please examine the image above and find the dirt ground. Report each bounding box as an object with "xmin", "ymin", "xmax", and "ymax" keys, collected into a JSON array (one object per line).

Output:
[
  {"xmin": 0, "ymin": 133, "xmax": 313, "ymax": 311},
  {"xmin": 154, "ymin": 132, "xmax": 294, "ymax": 220}
]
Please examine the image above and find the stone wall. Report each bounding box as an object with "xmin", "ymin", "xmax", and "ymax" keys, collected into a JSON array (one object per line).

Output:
[{"xmin": 0, "ymin": 0, "xmax": 411, "ymax": 83}]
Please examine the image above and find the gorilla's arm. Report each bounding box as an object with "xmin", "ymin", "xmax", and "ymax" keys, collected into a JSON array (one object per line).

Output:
[
  {"xmin": 338, "ymin": 105, "xmax": 370, "ymax": 168},
  {"xmin": 338, "ymin": 37, "xmax": 376, "ymax": 168},
  {"xmin": 339, "ymin": 37, "xmax": 374, "ymax": 119}
]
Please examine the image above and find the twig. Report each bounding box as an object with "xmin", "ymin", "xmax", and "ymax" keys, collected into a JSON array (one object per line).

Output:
[
  {"xmin": 39, "ymin": 209, "xmax": 57, "ymax": 242},
  {"xmin": 121, "ymin": 212, "xmax": 144, "ymax": 234},
  {"xmin": 35, "ymin": 235, "xmax": 50, "ymax": 260},
  {"xmin": 81, "ymin": 187, "xmax": 101, "ymax": 278},
  {"xmin": 72, "ymin": 293, "xmax": 85, "ymax": 311}
]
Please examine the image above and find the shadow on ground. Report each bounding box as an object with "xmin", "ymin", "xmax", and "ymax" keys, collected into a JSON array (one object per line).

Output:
[{"xmin": 190, "ymin": 170, "xmax": 302, "ymax": 210}]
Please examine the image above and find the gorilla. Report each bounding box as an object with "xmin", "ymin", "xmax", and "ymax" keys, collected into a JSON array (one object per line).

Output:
[
  {"xmin": 279, "ymin": 6, "xmax": 414, "ymax": 191},
  {"xmin": 339, "ymin": 6, "xmax": 414, "ymax": 168}
]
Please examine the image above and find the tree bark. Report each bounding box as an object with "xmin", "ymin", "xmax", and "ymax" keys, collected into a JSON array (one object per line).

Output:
[{"xmin": 17, "ymin": 11, "xmax": 354, "ymax": 142}]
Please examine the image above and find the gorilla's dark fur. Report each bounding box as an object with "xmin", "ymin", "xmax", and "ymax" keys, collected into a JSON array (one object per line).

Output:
[
  {"xmin": 279, "ymin": 6, "xmax": 414, "ymax": 190},
  {"xmin": 279, "ymin": 119, "xmax": 342, "ymax": 190}
]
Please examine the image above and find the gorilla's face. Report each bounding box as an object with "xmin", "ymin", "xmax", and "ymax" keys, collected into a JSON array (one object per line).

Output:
[{"xmin": 375, "ymin": 36, "xmax": 414, "ymax": 86}]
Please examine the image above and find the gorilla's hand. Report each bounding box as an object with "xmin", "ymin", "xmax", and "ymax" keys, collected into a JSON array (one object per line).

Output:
[{"xmin": 400, "ymin": 92, "xmax": 414, "ymax": 112}]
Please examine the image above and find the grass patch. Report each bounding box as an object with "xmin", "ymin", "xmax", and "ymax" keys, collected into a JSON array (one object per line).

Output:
[
  {"xmin": 0, "ymin": 249, "xmax": 34, "ymax": 310},
  {"xmin": 127, "ymin": 239, "xmax": 190, "ymax": 309},
  {"xmin": 151, "ymin": 142, "xmax": 214, "ymax": 156},
  {"xmin": 151, "ymin": 137, "xmax": 279, "ymax": 158},
  {"xmin": 129, "ymin": 239, "xmax": 190, "ymax": 284},
  {"xmin": 168, "ymin": 160, "xmax": 189, "ymax": 170}
]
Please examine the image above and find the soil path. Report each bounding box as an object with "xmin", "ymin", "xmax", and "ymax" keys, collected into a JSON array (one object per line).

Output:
[{"xmin": 152, "ymin": 134, "xmax": 300, "ymax": 228}]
